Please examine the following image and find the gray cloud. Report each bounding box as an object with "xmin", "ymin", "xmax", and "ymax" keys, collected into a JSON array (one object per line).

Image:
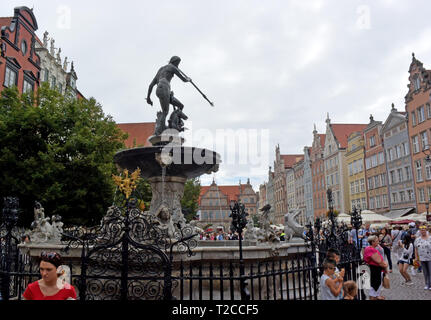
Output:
[{"xmin": 4, "ymin": 0, "xmax": 431, "ymax": 190}]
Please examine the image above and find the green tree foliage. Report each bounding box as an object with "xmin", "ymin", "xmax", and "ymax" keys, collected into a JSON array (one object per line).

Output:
[
  {"xmin": 0, "ymin": 84, "xmax": 127, "ymax": 226},
  {"xmin": 181, "ymin": 178, "xmax": 201, "ymax": 222}
]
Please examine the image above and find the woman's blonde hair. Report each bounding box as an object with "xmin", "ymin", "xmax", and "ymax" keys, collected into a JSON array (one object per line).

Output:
[{"xmin": 367, "ymin": 235, "xmax": 378, "ymax": 245}]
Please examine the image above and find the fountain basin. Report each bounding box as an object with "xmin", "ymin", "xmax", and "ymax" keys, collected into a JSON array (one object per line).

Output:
[{"xmin": 114, "ymin": 146, "xmax": 221, "ymax": 179}]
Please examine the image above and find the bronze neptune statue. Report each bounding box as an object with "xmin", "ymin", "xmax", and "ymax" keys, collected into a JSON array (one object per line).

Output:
[{"xmin": 146, "ymin": 56, "xmax": 214, "ymax": 136}]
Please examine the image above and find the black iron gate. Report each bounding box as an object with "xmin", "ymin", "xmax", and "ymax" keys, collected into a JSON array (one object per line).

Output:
[{"xmin": 62, "ymin": 197, "xmax": 197, "ymax": 301}]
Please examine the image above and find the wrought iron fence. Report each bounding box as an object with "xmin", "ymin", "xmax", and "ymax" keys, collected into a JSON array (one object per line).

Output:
[{"xmin": 0, "ymin": 194, "xmax": 365, "ymax": 301}]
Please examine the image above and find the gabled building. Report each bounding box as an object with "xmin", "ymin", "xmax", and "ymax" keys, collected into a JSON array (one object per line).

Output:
[
  {"xmin": 324, "ymin": 115, "xmax": 368, "ymax": 213},
  {"xmin": 35, "ymin": 31, "xmax": 78, "ymax": 97},
  {"xmin": 293, "ymin": 158, "xmax": 305, "ymax": 225},
  {"xmin": 311, "ymin": 127, "xmax": 327, "ymax": 218},
  {"xmin": 198, "ymin": 179, "xmax": 258, "ymax": 230},
  {"xmin": 382, "ymin": 103, "xmax": 416, "ymax": 217},
  {"xmin": 303, "ymin": 146, "xmax": 314, "ymax": 223},
  {"xmin": 0, "ymin": 6, "xmax": 40, "ymax": 94},
  {"xmin": 274, "ymin": 145, "xmax": 288, "ymax": 221},
  {"xmin": 364, "ymin": 115, "xmax": 389, "ymax": 214},
  {"xmin": 404, "ymin": 53, "xmax": 431, "ymax": 214}
]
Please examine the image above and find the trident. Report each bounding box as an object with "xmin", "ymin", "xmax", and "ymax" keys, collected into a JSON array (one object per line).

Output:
[{"xmin": 177, "ymin": 68, "xmax": 214, "ymax": 107}]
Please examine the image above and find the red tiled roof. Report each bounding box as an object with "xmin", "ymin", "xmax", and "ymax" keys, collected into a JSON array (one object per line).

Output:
[
  {"xmin": 281, "ymin": 154, "xmax": 304, "ymax": 169},
  {"xmin": 117, "ymin": 122, "xmax": 155, "ymax": 148},
  {"xmin": 331, "ymin": 124, "xmax": 368, "ymax": 149},
  {"xmin": 199, "ymin": 184, "xmax": 251, "ymax": 205}
]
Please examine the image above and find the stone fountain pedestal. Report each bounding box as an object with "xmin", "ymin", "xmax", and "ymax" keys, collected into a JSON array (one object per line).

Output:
[{"xmin": 114, "ymin": 132, "xmax": 220, "ymax": 236}]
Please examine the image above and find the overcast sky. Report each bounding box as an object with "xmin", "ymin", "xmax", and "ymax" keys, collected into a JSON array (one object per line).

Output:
[{"xmin": 3, "ymin": 0, "xmax": 431, "ymax": 191}]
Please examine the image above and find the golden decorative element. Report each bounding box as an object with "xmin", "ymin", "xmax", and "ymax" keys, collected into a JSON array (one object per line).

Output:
[{"xmin": 113, "ymin": 168, "xmax": 141, "ymax": 199}]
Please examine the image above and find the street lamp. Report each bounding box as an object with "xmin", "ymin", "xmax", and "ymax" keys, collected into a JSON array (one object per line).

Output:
[{"xmin": 229, "ymin": 201, "xmax": 250, "ymax": 300}]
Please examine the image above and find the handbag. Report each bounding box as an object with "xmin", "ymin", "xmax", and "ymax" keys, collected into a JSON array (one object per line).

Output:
[{"xmin": 382, "ymin": 274, "xmax": 390, "ymax": 289}]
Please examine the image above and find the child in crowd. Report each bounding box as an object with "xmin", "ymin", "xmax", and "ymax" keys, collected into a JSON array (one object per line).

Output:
[
  {"xmin": 320, "ymin": 259, "xmax": 344, "ymax": 300},
  {"xmin": 342, "ymin": 281, "xmax": 358, "ymax": 300}
]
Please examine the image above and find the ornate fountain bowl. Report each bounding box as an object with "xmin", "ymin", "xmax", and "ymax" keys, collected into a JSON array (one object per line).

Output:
[{"xmin": 114, "ymin": 146, "xmax": 221, "ymax": 179}]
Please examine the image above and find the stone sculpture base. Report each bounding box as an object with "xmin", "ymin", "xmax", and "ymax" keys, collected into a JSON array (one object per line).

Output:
[{"xmin": 148, "ymin": 176, "xmax": 188, "ymax": 237}]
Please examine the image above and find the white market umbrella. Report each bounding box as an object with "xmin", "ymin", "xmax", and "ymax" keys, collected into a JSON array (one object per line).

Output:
[
  {"xmin": 360, "ymin": 211, "xmax": 392, "ymax": 223},
  {"xmin": 337, "ymin": 213, "xmax": 352, "ymax": 224},
  {"xmin": 406, "ymin": 213, "xmax": 427, "ymax": 222}
]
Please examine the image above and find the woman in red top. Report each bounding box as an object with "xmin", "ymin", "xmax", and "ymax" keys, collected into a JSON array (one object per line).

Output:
[
  {"xmin": 364, "ymin": 235, "xmax": 388, "ymax": 300},
  {"xmin": 23, "ymin": 252, "xmax": 77, "ymax": 300}
]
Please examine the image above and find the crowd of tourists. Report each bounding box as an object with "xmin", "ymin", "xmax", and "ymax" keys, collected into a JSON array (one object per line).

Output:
[
  {"xmin": 199, "ymin": 230, "xmax": 243, "ymax": 241},
  {"xmin": 320, "ymin": 220, "xmax": 431, "ymax": 300}
]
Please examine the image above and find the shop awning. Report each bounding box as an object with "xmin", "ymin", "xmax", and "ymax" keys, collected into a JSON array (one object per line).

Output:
[{"xmin": 383, "ymin": 208, "xmax": 415, "ymax": 220}]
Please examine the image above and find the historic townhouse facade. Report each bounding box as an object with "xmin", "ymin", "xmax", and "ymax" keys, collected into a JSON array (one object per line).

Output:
[
  {"xmin": 0, "ymin": 7, "xmax": 40, "ymax": 95},
  {"xmin": 266, "ymin": 168, "xmax": 276, "ymax": 223},
  {"xmin": 405, "ymin": 54, "xmax": 431, "ymax": 214},
  {"xmin": 311, "ymin": 127, "xmax": 327, "ymax": 218},
  {"xmin": 293, "ymin": 158, "xmax": 306, "ymax": 225},
  {"xmin": 286, "ymin": 167, "xmax": 296, "ymax": 218},
  {"xmin": 303, "ymin": 147, "xmax": 314, "ymax": 223},
  {"xmin": 324, "ymin": 115, "xmax": 368, "ymax": 213},
  {"xmin": 199, "ymin": 180, "xmax": 258, "ymax": 230},
  {"xmin": 364, "ymin": 116, "xmax": 389, "ymax": 214},
  {"xmin": 35, "ymin": 31, "xmax": 78, "ymax": 97},
  {"xmin": 345, "ymin": 131, "xmax": 368, "ymax": 212},
  {"xmin": 258, "ymin": 183, "xmax": 267, "ymax": 211},
  {"xmin": 274, "ymin": 146, "xmax": 288, "ymax": 221},
  {"xmin": 382, "ymin": 104, "xmax": 416, "ymax": 214}
]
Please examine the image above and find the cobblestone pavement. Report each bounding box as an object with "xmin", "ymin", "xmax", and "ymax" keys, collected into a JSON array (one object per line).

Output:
[{"xmin": 369, "ymin": 253, "xmax": 431, "ymax": 300}]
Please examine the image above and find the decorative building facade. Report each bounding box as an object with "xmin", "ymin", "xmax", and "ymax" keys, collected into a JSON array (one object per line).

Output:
[
  {"xmin": 199, "ymin": 180, "xmax": 258, "ymax": 230},
  {"xmin": 303, "ymin": 147, "xmax": 314, "ymax": 223},
  {"xmin": 405, "ymin": 54, "xmax": 431, "ymax": 214},
  {"xmin": 364, "ymin": 115, "xmax": 389, "ymax": 214},
  {"xmin": 293, "ymin": 158, "xmax": 306, "ymax": 225},
  {"xmin": 0, "ymin": 6, "xmax": 40, "ymax": 94},
  {"xmin": 274, "ymin": 145, "xmax": 288, "ymax": 221},
  {"xmin": 35, "ymin": 31, "xmax": 78, "ymax": 97},
  {"xmin": 382, "ymin": 104, "xmax": 416, "ymax": 215},
  {"xmin": 345, "ymin": 131, "xmax": 367, "ymax": 211},
  {"xmin": 266, "ymin": 167, "xmax": 276, "ymax": 223},
  {"xmin": 311, "ymin": 128, "xmax": 327, "ymax": 218},
  {"xmin": 324, "ymin": 115, "xmax": 368, "ymax": 213}
]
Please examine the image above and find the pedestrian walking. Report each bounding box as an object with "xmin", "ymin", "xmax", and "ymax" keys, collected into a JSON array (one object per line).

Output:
[
  {"xmin": 392, "ymin": 225, "xmax": 404, "ymax": 261},
  {"xmin": 414, "ymin": 225, "xmax": 431, "ymax": 290},
  {"xmin": 364, "ymin": 235, "xmax": 388, "ymax": 300},
  {"xmin": 398, "ymin": 234, "xmax": 414, "ymax": 286},
  {"xmin": 379, "ymin": 227, "xmax": 393, "ymax": 273}
]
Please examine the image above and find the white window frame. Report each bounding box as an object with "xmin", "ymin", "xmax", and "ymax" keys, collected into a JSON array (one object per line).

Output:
[{"xmin": 4, "ymin": 66, "xmax": 17, "ymax": 88}]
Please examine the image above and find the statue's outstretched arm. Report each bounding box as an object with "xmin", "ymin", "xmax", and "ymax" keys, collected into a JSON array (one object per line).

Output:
[
  {"xmin": 147, "ymin": 77, "xmax": 157, "ymax": 106},
  {"xmin": 173, "ymin": 66, "xmax": 191, "ymax": 83}
]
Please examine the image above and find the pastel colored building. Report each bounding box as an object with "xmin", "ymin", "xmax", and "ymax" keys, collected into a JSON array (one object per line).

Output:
[
  {"xmin": 311, "ymin": 127, "xmax": 327, "ymax": 218},
  {"xmin": 364, "ymin": 115, "xmax": 389, "ymax": 214},
  {"xmin": 345, "ymin": 131, "xmax": 368, "ymax": 212},
  {"xmin": 381, "ymin": 104, "xmax": 416, "ymax": 216},
  {"xmin": 198, "ymin": 180, "xmax": 258, "ymax": 230},
  {"xmin": 404, "ymin": 54, "xmax": 431, "ymax": 214},
  {"xmin": 323, "ymin": 115, "xmax": 368, "ymax": 213}
]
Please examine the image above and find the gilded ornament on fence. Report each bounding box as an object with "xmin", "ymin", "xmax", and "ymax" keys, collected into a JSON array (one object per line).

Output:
[{"xmin": 112, "ymin": 169, "xmax": 141, "ymax": 199}]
